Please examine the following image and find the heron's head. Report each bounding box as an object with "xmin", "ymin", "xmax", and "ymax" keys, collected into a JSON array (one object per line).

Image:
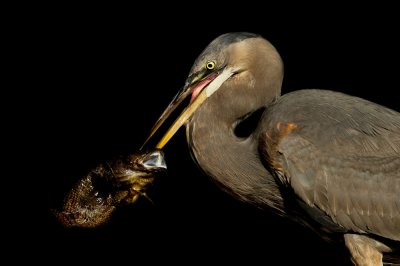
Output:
[{"xmin": 143, "ymin": 32, "xmax": 284, "ymax": 149}]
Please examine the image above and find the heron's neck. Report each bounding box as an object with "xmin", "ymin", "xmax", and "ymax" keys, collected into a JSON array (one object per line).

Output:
[{"xmin": 187, "ymin": 100, "xmax": 284, "ymax": 213}]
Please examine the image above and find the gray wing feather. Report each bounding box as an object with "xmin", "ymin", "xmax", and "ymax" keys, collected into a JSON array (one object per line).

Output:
[{"xmin": 263, "ymin": 90, "xmax": 400, "ymax": 240}]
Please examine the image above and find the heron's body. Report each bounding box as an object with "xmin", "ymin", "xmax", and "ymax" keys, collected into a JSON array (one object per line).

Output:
[
  {"xmin": 261, "ymin": 90, "xmax": 400, "ymax": 239},
  {"xmin": 147, "ymin": 32, "xmax": 400, "ymax": 265}
]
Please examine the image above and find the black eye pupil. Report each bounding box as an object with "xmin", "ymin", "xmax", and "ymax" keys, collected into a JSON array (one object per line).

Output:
[{"xmin": 207, "ymin": 63, "xmax": 214, "ymax": 69}]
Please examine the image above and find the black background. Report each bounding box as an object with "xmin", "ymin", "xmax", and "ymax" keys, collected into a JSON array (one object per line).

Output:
[{"xmin": 14, "ymin": 5, "xmax": 399, "ymax": 265}]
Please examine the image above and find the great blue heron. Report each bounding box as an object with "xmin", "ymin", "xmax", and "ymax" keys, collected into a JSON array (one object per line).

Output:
[{"xmin": 143, "ymin": 32, "xmax": 400, "ymax": 265}]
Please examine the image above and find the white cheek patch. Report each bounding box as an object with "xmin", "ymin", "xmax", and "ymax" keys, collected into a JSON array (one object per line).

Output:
[{"xmin": 205, "ymin": 67, "xmax": 236, "ymax": 97}]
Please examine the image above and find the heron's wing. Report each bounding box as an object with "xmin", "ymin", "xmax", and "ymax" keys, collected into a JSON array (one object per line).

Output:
[
  {"xmin": 276, "ymin": 134, "xmax": 400, "ymax": 240},
  {"xmin": 260, "ymin": 90, "xmax": 400, "ymax": 241}
]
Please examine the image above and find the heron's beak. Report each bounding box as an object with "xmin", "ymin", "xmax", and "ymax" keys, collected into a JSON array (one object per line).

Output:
[{"xmin": 141, "ymin": 67, "xmax": 236, "ymax": 150}]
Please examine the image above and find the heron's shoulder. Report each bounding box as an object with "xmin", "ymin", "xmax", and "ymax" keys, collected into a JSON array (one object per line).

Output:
[
  {"xmin": 280, "ymin": 89, "xmax": 374, "ymax": 106},
  {"xmin": 270, "ymin": 88, "xmax": 400, "ymax": 121},
  {"xmin": 259, "ymin": 88, "xmax": 400, "ymax": 156}
]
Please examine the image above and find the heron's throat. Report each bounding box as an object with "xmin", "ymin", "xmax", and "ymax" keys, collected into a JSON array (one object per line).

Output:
[{"xmin": 187, "ymin": 103, "xmax": 284, "ymax": 211}]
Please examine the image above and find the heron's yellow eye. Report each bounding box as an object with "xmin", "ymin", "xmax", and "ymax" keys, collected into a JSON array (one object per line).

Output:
[{"xmin": 205, "ymin": 61, "xmax": 216, "ymax": 70}]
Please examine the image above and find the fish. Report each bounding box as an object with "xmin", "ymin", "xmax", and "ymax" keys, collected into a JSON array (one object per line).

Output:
[{"xmin": 54, "ymin": 149, "xmax": 167, "ymax": 228}]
